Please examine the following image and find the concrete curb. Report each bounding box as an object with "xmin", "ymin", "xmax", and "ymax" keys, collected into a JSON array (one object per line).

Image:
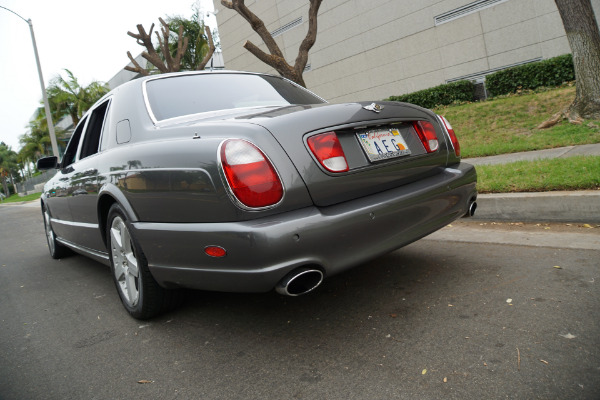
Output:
[{"xmin": 472, "ymin": 190, "xmax": 600, "ymax": 223}]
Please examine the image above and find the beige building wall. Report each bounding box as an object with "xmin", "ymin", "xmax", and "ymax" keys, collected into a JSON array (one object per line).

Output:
[{"xmin": 213, "ymin": 0, "xmax": 600, "ymax": 102}]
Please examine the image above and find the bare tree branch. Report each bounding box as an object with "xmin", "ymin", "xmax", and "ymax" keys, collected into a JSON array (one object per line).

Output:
[
  {"xmin": 124, "ymin": 51, "xmax": 150, "ymax": 76},
  {"xmin": 243, "ymin": 41, "xmax": 295, "ymax": 78},
  {"xmin": 196, "ymin": 26, "xmax": 217, "ymax": 70},
  {"xmin": 125, "ymin": 18, "xmax": 190, "ymax": 75},
  {"xmin": 294, "ymin": 0, "xmax": 322, "ymax": 76},
  {"xmin": 127, "ymin": 23, "xmax": 167, "ymax": 73},
  {"xmin": 157, "ymin": 17, "xmax": 175, "ymax": 70},
  {"xmin": 172, "ymin": 24, "xmax": 189, "ymax": 71},
  {"xmin": 220, "ymin": 0, "xmax": 322, "ymax": 87},
  {"xmin": 221, "ymin": 0, "xmax": 284, "ymax": 59}
]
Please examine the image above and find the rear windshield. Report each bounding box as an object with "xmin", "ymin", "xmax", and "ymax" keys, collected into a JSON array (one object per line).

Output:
[{"xmin": 145, "ymin": 73, "xmax": 325, "ymax": 121}]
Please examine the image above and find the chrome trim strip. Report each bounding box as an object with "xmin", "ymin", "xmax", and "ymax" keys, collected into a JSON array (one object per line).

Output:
[
  {"xmin": 51, "ymin": 218, "xmax": 98, "ymax": 229},
  {"xmin": 141, "ymin": 78, "xmax": 158, "ymax": 125},
  {"xmin": 56, "ymin": 237, "xmax": 109, "ymax": 261},
  {"xmin": 436, "ymin": 114, "xmax": 458, "ymax": 156}
]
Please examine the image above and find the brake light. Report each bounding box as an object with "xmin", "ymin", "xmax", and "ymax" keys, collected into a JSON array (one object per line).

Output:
[
  {"xmin": 220, "ymin": 139, "xmax": 283, "ymax": 208},
  {"xmin": 439, "ymin": 115, "xmax": 461, "ymax": 157},
  {"xmin": 307, "ymin": 131, "xmax": 349, "ymax": 172},
  {"xmin": 413, "ymin": 121, "xmax": 439, "ymax": 153}
]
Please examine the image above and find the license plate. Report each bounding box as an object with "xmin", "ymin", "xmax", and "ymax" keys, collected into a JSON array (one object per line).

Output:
[{"xmin": 356, "ymin": 128, "xmax": 411, "ymax": 162}]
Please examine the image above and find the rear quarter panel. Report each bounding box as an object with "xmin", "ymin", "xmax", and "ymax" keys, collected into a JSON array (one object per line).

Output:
[{"xmin": 97, "ymin": 122, "xmax": 313, "ymax": 223}]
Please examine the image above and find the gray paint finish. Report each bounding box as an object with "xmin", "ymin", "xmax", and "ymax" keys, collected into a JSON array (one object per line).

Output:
[{"xmin": 38, "ymin": 71, "xmax": 476, "ymax": 308}]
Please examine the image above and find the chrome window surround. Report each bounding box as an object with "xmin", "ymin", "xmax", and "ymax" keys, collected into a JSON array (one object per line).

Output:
[{"xmin": 141, "ymin": 71, "xmax": 326, "ymax": 126}]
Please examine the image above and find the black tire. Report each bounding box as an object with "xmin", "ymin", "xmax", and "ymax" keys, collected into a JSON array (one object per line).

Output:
[
  {"xmin": 42, "ymin": 204, "xmax": 70, "ymax": 259},
  {"xmin": 106, "ymin": 203, "xmax": 182, "ymax": 319}
]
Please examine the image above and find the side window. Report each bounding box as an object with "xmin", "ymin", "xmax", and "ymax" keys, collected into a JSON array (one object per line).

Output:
[
  {"xmin": 61, "ymin": 116, "xmax": 87, "ymax": 168},
  {"xmin": 80, "ymin": 100, "xmax": 110, "ymax": 159}
]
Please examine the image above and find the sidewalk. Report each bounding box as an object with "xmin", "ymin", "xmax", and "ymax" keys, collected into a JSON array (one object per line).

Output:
[{"xmin": 464, "ymin": 143, "xmax": 600, "ymax": 223}]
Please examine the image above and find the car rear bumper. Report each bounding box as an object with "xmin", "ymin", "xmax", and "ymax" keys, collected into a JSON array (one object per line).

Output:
[{"xmin": 133, "ymin": 163, "xmax": 477, "ymax": 293}]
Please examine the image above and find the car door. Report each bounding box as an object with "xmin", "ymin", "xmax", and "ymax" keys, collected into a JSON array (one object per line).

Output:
[
  {"xmin": 65, "ymin": 99, "xmax": 111, "ymax": 252},
  {"xmin": 43, "ymin": 116, "xmax": 87, "ymax": 242}
]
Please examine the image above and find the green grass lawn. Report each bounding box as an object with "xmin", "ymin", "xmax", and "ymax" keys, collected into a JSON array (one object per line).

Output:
[
  {"xmin": 434, "ymin": 86, "xmax": 600, "ymax": 158},
  {"xmin": 0, "ymin": 192, "xmax": 42, "ymax": 203},
  {"xmin": 476, "ymin": 156, "xmax": 600, "ymax": 193},
  {"xmin": 432, "ymin": 85, "xmax": 600, "ymax": 192}
]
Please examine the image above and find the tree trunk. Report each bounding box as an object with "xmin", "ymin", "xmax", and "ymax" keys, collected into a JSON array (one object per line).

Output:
[
  {"xmin": 555, "ymin": 0, "xmax": 600, "ymax": 119},
  {"xmin": 1, "ymin": 176, "xmax": 9, "ymax": 197}
]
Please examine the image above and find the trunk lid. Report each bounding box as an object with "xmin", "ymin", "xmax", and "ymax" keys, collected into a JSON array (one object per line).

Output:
[
  {"xmin": 182, "ymin": 102, "xmax": 455, "ymax": 208},
  {"xmin": 237, "ymin": 102, "xmax": 455, "ymax": 207}
]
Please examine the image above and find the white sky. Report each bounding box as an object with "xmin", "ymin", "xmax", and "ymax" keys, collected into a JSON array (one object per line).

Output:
[{"xmin": 0, "ymin": 0, "xmax": 217, "ymax": 151}]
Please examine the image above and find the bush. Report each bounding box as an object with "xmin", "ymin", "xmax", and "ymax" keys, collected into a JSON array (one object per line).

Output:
[
  {"xmin": 486, "ymin": 54, "xmax": 574, "ymax": 97},
  {"xmin": 386, "ymin": 80, "xmax": 474, "ymax": 109}
]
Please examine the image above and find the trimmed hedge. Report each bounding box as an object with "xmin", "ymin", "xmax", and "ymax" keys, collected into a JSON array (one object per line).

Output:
[
  {"xmin": 485, "ymin": 54, "xmax": 575, "ymax": 97},
  {"xmin": 386, "ymin": 80, "xmax": 474, "ymax": 109}
]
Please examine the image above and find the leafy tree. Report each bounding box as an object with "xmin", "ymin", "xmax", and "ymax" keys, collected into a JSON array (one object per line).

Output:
[
  {"xmin": 47, "ymin": 69, "xmax": 110, "ymax": 126},
  {"xmin": 125, "ymin": 12, "xmax": 215, "ymax": 75},
  {"xmin": 220, "ymin": 0, "xmax": 322, "ymax": 88},
  {"xmin": 18, "ymin": 69, "xmax": 107, "ymax": 169},
  {"xmin": 0, "ymin": 142, "xmax": 19, "ymax": 196},
  {"xmin": 160, "ymin": 13, "xmax": 218, "ymax": 71},
  {"xmin": 19, "ymin": 107, "xmax": 67, "ymax": 168}
]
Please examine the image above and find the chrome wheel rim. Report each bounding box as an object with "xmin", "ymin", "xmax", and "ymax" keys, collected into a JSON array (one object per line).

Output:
[
  {"xmin": 110, "ymin": 216, "xmax": 140, "ymax": 307},
  {"xmin": 44, "ymin": 209, "xmax": 55, "ymax": 254}
]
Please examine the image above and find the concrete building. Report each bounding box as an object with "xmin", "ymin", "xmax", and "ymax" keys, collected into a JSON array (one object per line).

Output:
[{"xmin": 213, "ymin": 0, "xmax": 600, "ymax": 102}]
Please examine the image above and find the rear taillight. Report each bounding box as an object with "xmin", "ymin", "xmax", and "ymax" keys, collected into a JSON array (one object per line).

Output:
[
  {"xmin": 220, "ymin": 139, "xmax": 283, "ymax": 208},
  {"xmin": 413, "ymin": 121, "xmax": 439, "ymax": 153},
  {"xmin": 439, "ymin": 115, "xmax": 461, "ymax": 157},
  {"xmin": 307, "ymin": 131, "xmax": 349, "ymax": 172}
]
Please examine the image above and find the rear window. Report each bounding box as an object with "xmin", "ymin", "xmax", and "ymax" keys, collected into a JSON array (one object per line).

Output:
[{"xmin": 145, "ymin": 73, "xmax": 325, "ymax": 122}]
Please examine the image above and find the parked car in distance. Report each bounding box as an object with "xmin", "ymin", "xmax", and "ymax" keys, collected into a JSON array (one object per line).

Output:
[{"xmin": 37, "ymin": 71, "xmax": 477, "ymax": 319}]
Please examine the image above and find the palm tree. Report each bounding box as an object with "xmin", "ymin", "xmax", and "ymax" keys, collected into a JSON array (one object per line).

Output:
[
  {"xmin": 18, "ymin": 69, "xmax": 109, "ymax": 170},
  {"xmin": 47, "ymin": 69, "xmax": 110, "ymax": 126},
  {"xmin": 18, "ymin": 107, "xmax": 65, "ymax": 166},
  {"xmin": 0, "ymin": 142, "xmax": 19, "ymax": 196}
]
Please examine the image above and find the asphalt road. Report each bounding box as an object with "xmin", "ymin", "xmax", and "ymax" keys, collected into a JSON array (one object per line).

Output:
[{"xmin": 1, "ymin": 202, "xmax": 599, "ymax": 400}]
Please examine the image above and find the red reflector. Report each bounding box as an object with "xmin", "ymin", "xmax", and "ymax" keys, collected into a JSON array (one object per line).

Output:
[
  {"xmin": 205, "ymin": 246, "xmax": 227, "ymax": 257},
  {"xmin": 413, "ymin": 121, "xmax": 439, "ymax": 153},
  {"xmin": 439, "ymin": 115, "xmax": 461, "ymax": 157},
  {"xmin": 307, "ymin": 131, "xmax": 349, "ymax": 172},
  {"xmin": 220, "ymin": 139, "xmax": 283, "ymax": 208}
]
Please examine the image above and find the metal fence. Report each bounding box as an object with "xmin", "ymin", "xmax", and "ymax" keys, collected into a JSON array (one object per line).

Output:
[{"xmin": 16, "ymin": 170, "xmax": 57, "ymax": 194}]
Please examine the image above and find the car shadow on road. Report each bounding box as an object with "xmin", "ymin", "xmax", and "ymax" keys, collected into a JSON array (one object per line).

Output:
[{"xmin": 165, "ymin": 242, "xmax": 456, "ymax": 333}]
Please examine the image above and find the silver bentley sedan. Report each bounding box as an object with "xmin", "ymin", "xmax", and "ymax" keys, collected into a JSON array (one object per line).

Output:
[{"xmin": 37, "ymin": 71, "xmax": 477, "ymax": 319}]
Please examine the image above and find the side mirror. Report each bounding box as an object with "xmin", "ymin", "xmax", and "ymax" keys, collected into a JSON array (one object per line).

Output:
[{"xmin": 37, "ymin": 156, "xmax": 59, "ymax": 170}]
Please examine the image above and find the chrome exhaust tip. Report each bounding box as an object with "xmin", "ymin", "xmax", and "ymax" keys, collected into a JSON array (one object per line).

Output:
[
  {"xmin": 276, "ymin": 268, "xmax": 324, "ymax": 296},
  {"xmin": 466, "ymin": 201, "xmax": 477, "ymax": 217}
]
